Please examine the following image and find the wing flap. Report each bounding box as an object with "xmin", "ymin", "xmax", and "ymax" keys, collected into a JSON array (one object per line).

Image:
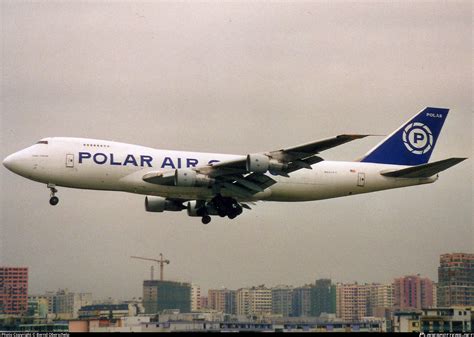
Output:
[
  {"xmin": 285, "ymin": 156, "xmax": 324, "ymax": 174},
  {"xmin": 234, "ymin": 178, "xmax": 265, "ymax": 192},
  {"xmin": 381, "ymin": 157, "xmax": 467, "ymax": 178},
  {"xmin": 221, "ymin": 182, "xmax": 255, "ymax": 197},
  {"xmin": 221, "ymin": 173, "xmax": 277, "ymax": 196},
  {"xmin": 241, "ymin": 173, "xmax": 277, "ymax": 190}
]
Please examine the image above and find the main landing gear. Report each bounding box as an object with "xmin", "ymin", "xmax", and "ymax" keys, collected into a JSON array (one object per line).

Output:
[
  {"xmin": 199, "ymin": 195, "xmax": 243, "ymax": 224},
  {"xmin": 212, "ymin": 195, "xmax": 243, "ymax": 220},
  {"xmin": 48, "ymin": 184, "xmax": 59, "ymax": 206}
]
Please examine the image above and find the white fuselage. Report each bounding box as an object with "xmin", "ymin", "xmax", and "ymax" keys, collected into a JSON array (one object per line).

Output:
[{"xmin": 3, "ymin": 137, "xmax": 437, "ymax": 202}]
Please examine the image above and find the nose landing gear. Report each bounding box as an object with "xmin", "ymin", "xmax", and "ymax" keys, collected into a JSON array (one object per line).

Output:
[{"xmin": 48, "ymin": 184, "xmax": 59, "ymax": 206}]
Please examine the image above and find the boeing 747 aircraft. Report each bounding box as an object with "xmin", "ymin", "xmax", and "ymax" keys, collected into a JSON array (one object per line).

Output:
[{"xmin": 3, "ymin": 107, "xmax": 466, "ymax": 224}]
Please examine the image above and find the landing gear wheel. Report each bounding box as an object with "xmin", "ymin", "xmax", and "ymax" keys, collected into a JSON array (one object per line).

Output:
[
  {"xmin": 227, "ymin": 204, "xmax": 243, "ymax": 219},
  {"xmin": 201, "ymin": 215, "xmax": 211, "ymax": 225},
  {"xmin": 47, "ymin": 184, "xmax": 59, "ymax": 206}
]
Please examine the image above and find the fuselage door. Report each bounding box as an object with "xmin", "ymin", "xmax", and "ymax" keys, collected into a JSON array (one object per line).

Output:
[
  {"xmin": 66, "ymin": 154, "xmax": 74, "ymax": 168},
  {"xmin": 357, "ymin": 172, "xmax": 366, "ymax": 187}
]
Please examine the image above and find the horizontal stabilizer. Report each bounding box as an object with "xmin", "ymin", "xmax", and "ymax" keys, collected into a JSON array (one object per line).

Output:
[{"xmin": 381, "ymin": 157, "xmax": 467, "ymax": 178}]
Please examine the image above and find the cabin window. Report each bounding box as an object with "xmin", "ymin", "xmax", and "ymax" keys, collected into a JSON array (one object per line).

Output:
[
  {"xmin": 36, "ymin": 140, "xmax": 48, "ymax": 144},
  {"xmin": 83, "ymin": 143, "xmax": 110, "ymax": 148}
]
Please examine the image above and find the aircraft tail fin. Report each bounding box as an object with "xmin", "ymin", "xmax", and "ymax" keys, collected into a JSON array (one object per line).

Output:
[
  {"xmin": 361, "ymin": 107, "xmax": 449, "ymax": 166},
  {"xmin": 380, "ymin": 157, "xmax": 466, "ymax": 178}
]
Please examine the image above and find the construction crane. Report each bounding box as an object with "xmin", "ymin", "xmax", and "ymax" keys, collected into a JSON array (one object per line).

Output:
[{"xmin": 131, "ymin": 253, "xmax": 170, "ymax": 281}]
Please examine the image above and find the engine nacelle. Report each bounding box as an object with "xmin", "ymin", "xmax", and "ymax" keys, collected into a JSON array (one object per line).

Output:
[
  {"xmin": 187, "ymin": 200, "xmax": 220, "ymax": 217},
  {"xmin": 246, "ymin": 154, "xmax": 269, "ymax": 173},
  {"xmin": 187, "ymin": 200, "xmax": 206, "ymax": 217},
  {"xmin": 174, "ymin": 169, "xmax": 213, "ymax": 187},
  {"xmin": 268, "ymin": 159, "xmax": 288, "ymax": 175},
  {"xmin": 145, "ymin": 196, "xmax": 184, "ymax": 212},
  {"xmin": 174, "ymin": 169, "xmax": 196, "ymax": 187},
  {"xmin": 246, "ymin": 154, "xmax": 287, "ymax": 175}
]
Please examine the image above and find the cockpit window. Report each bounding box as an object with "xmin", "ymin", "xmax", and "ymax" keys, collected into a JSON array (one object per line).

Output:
[{"xmin": 36, "ymin": 140, "xmax": 48, "ymax": 144}]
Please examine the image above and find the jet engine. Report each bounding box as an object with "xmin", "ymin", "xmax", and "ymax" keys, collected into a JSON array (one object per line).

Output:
[
  {"xmin": 246, "ymin": 154, "xmax": 269, "ymax": 173},
  {"xmin": 186, "ymin": 200, "xmax": 207, "ymax": 217},
  {"xmin": 246, "ymin": 153, "xmax": 288, "ymax": 175},
  {"xmin": 145, "ymin": 196, "xmax": 185, "ymax": 212},
  {"xmin": 174, "ymin": 169, "xmax": 214, "ymax": 187},
  {"xmin": 268, "ymin": 159, "xmax": 288, "ymax": 175}
]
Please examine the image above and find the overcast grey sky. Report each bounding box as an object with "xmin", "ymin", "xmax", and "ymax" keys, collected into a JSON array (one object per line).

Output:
[{"xmin": 1, "ymin": 1, "xmax": 472, "ymax": 300}]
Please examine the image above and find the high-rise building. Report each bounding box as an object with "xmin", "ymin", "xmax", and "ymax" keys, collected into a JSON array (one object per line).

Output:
[
  {"xmin": 437, "ymin": 253, "xmax": 474, "ymax": 307},
  {"xmin": 310, "ymin": 279, "xmax": 336, "ymax": 317},
  {"xmin": 271, "ymin": 286, "xmax": 293, "ymax": 317},
  {"xmin": 143, "ymin": 280, "xmax": 191, "ymax": 314},
  {"xmin": 249, "ymin": 286, "xmax": 272, "ymax": 316},
  {"xmin": 0, "ymin": 267, "xmax": 28, "ymax": 315},
  {"xmin": 27, "ymin": 297, "xmax": 49, "ymax": 318},
  {"xmin": 223, "ymin": 290, "xmax": 237, "ymax": 315},
  {"xmin": 292, "ymin": 285, "xmax": 312, "ymax": 317},
  {"xmin": 200, "ymin": 296, "xmax": 208, "ymax": 309},
  {"xmin": 208, "ymin": 289, "xmax": 236, "ymax": 315},
  {"xmin": 191, "ymin": 284, "xmax": 201, "ymax": 312},
  {"xmin": 28, "ymin": 293, "xmax": 55, "ymax": 314},
  {"xmin": 208, "ymin": 289, "xmax": 222, "ymax": 311},
  {"xmin": 367, "ymin": 283, "xmax": 394, "ymax": 317},
  {"xmin": 432, "ymin": 282, "xmax": 437, "ymax": 307},
  {"xmin": 336, "ymin": 283, "xmax": 370, "ymax": 321},
  {"xmin": 393, "ymin": 275, "xmax": 434, "ymax": 310},
  {"xmin": 53, "ymin": 289, "xmax": 93, "ymax": 319},
  {"xmin": 237, "ymin": 286, "xmax": 272, "ymax": 317},
  {"xmin": 236, "ymin": 288, "xmax": 250, "ymax": 316}
]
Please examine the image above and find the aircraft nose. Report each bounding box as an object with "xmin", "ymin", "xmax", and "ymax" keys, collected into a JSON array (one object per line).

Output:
[
  {"xmin": 3, "ymin": 153, "xmax": 14, "ymax": 170},
  {"xmin": 3, "ymin": 152, "xmax": 21, "ymax": 173}
]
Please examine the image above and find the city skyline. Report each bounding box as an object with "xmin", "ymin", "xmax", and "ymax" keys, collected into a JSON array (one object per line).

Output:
[
  {"xmin": 4, "ymin": 253, "xmax": 472, "ymax": 332},
  {"xmin": 4, "ymin": 250, "xmax": 472, "ymax": 297},
  {"xmin": 19, "ymin": 263, "xmax": 465, "ymax": 300},
  {"xmin": 4, "ymin": 252, "xmax": 473, "ymax": 325},
  {"xmin": 1, "ymin": 2, "xmax": 472, "ymax": 299},
  {"xmin": 12, "ymin": 250, "xmax": 474, "ymax": 299},
  {"xmin": 17, "ymin": 261, "xmax": 473, "ymax": 317}
]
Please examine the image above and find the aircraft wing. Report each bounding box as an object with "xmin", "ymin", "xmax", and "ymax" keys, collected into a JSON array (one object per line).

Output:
[
  {"xmin": 197, "ymin": 134, "xmax": 369, "ymax": 178},
  {"xmin": 144, "ymin": 134, "xmax": 369, "ymax": 195},
  {"xmin": 215, "ymin": 172, "xmax": 278, "ymax": 198},
  {"xmin": 269, "ymin": 134, "xmax": 370, "ymax": 161}
]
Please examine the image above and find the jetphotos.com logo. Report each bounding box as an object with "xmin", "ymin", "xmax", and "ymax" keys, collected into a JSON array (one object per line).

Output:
[
  {"xmin": 403, "ymin": 122, "xmax": 433, "ymax": 155},
  {"xmin": 419, "ymin": 333, "xmax": 474, "ymax": 337}
]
